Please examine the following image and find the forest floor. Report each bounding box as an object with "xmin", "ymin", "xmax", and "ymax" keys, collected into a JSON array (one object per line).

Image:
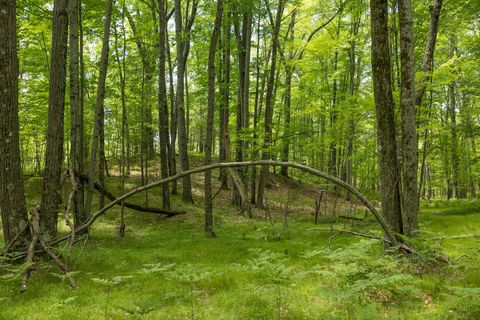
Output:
[{"xmin": 1, "ymin": 162, "xmax": 480, "ymax": 319}]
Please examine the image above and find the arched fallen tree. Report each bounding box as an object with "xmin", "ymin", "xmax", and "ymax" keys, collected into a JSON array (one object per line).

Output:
[{"xmin": 48, "ymin": 160, "xmax": 398, "ymax": 247}]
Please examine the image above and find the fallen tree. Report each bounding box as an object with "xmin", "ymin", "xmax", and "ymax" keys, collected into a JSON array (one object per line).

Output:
[
  {"xmin": 46, "ymin": 160, "xmax": 398, "ymax": 247},
  {"xmin": 77, "ymin": 173, "xmax": 185, "ymax": 217}
]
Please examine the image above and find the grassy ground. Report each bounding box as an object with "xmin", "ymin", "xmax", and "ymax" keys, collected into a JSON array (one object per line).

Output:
[{"xmin": 1, "ymin": 170, "xmax": 479, "ymax": 319}]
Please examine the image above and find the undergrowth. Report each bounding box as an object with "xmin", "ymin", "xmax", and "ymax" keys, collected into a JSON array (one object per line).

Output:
[{"xmin": 0, "ymin": 174, "xmax": 479, "ymax": 319}]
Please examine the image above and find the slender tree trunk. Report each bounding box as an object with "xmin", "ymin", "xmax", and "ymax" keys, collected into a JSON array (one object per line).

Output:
[
  {"xmin": 280, "ymin": 10, "xmax": 296, "ymax": 177},
  {"xmin": 449, "ymin": 82, "xmax": 460, "ymax": 198},
  {"xmin": 219, "ymin": 7, "xmax": 231, "ymax": 189},
  {"xmin": 415, "ymin": 0, "xmax": 443, "ymax": 107},
  {"xmin": 0, "ymin": 0, "xmax": 30, "ymax": 246},
  {"xmin": 69, "ymin": 0, "xmax": 85, "ymax": 228},
  {"xmin": 174, "ymin": 0, "xmax": 194, "ymax": 203},
  {"xmin": 113, "ymin": 6, "xmax": 127, "ymax": 236},
  {"xmin": 99, "ymin": 103, "xmax": 106, "ymax": 209},
  {"xmin": 398, "ymin": 0, "xmax": 419, "ymax": 236},
  {"xmin": 205, "ymin": 0, "xmax": 223, "ymax": 237},
  {"xmin": 84, "ymin": 0, "xmax": 114, "ymax": 221},
  {"xmin": 166, "ymin": 28, "xmax": 177, "ymax": 194},
  {"xmin": 41, "ymin": 0, "xmax": 69, "ymax": 239},
  {"xmin": 158, "ymin": 0, "xmax": 171, "ymax": 210},
  {"xmin": 257, "ymin": 0, "xmax": 284, "ymax": 207},
  {"xmin": 232, "ymin": 4, "xmax": 253, "ymax": 206},
  {"xmin": 328, "ymin": 17, "xmax": 341, "ymax": 187},
  {"xmin": 370, "ymin": 0, "xmax": 404, "ymax": 235}
]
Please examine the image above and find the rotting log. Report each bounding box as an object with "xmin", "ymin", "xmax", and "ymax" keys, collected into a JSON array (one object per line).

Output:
[{"xmin": 46, "ymin": 161, "xmax": 398, "ymax": 247}]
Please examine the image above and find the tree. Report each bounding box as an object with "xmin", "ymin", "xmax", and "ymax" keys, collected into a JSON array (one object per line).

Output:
[
  {"xmin": 218, "ymin": 3, "xmax": 232, "ymax": 189},
  {"xmin": 85, "ymin": 0, "xmax": 114, "ymax": 221},
  {"xmin": 174, "ymin": 0, "xmax": 198, "ymax": 203},
  {"xmin": 0, "ymin": 0, "xmax": 30, "ymax": 247},
  {"xmin": 69, "ymin": 0, "xmax": 85, "ymax": 229},
  {"xmin": 41, "ymin": 0, "xmax": 69, "ymax": 239},
  {"xmin": 204, "ymin": 0, "xmax": 224, "ymax": 237},
  {"xmin": 232, "ymin": 0, "xmax": 253, "ymax": 206},
  {"xmin": 158, "ymin": 0, "xmax": 171, "ymax": 210},
  {"xmin": 370, "ymin": 0, "xmax": 403, "ymax": 235},
  {"xmin": 398, "ymin": 0, "xmax": 418, "ymax": 236},
  {"xmin": 415, "ymin": 0, "xmax": 443, "ymax": 107},
  {"xmin": 257, "ymin": 0, "xmax": 284, "ymax": 207}
]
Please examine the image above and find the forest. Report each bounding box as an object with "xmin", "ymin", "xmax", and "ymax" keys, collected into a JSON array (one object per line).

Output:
[{"xmin": 0, "ymin": 0, "xmax": 479, "ymax": 318}]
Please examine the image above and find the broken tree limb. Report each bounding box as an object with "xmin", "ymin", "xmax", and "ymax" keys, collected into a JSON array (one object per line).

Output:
[
  {"xmin": 20, "ymin": 206, "xmax": 77, "ymax": 292},
  {"xmin": 227, "ymin": 167, "xmax": 251, "ymax": 216},
  {"xmin": 77, "ymin": 173, "xmax": 185, "ymax": 217},
  {"xmin": 45, "ymin": 161, "xmax": 398, "ymax": 247}
]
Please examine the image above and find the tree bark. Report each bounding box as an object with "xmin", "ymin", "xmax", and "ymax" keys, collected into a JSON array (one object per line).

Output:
[
  {"xmin": 0, "ymin": 0, "xmax": 30, "ymax": 247},
  {"xmin": 174, "ymin": 0, "xmax": 195, "ymax": 203},
  {"xmin": 232, "ymin": 3, "xmax": 253, "ymax": 206},
  {"xmin": 158, "ymin": 0, "xmax": 171, "ymax": 210},
  {"xmin": 84, "ymin": 0, "xmax": 114, "ymax": 221},
  {"xmin": 280, "ymin": 10, "xmax": 296, "ymax": 177},
  {"xmin": 204, "ymin": 0, "xmax": 223, "ymax": 237},
  {"xmin": 41, "ymin": 0, "xmax": 69, "ymax": 239},
  {"xmin": 257, "ymin": 0, "xmax": 284, "ymax": 207},
  {"xmin": 398, "ymin": 0, "xmax": 419, "ymax": 236},
  {"xmin": 219, "ymin": 7, "xmax": 231, "ymax": 189},
  {"xmin": 69, "ymin": 0, "xmax": 85, "ymax": 229},
  {"xmin": 415, "ymin": 0, "xmax": 443, "ymax": 107},
  {"xmin": 370, "ymin": 0, "xmax": 404, "ymax": 235}
]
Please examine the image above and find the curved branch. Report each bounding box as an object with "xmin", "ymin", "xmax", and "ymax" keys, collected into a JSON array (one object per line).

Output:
[{"xmin": 49, "ymin": 161, "xmax": 397, "ymax": 246}]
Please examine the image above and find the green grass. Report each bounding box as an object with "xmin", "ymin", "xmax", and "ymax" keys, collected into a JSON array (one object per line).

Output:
[{"xmin": 1, "ymin": 174, "xmax": 480, "ymax": 319}]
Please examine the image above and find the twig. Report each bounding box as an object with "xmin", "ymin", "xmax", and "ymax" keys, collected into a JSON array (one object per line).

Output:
[{"xmin": 73, "ymin": 233, "xmax": 90, "ymax": 271}]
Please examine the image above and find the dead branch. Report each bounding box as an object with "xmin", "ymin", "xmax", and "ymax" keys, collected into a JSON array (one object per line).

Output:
[
  {"xmin": 19, "ymin": 209, "xmax": 39, "ymax": 293},
  {"xmin": 20, "ymin": 207, "xmax": 77, "ymax": 292},
  {"xmin": 78, "ymin": 173, "xmax": 185, "ymax": 217}
]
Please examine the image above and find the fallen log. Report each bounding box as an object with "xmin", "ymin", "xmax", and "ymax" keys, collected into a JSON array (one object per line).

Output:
[{"xmin": 78, "ymin": 174, "xmax": 185, "ymax": 217}]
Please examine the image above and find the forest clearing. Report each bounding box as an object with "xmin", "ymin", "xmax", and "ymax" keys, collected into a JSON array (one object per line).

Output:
[{"xmin": 1, "ymin": 0, "xmax": 479, "ymax": 319}]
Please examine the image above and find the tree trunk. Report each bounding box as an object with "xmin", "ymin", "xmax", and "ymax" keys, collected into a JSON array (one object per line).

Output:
[
  {"xmin": 166, "ymin": 28, "xmax": 177, "ymax": 194},
  {"xmin": 345, "ymin": 16, "xmax": 360, "ymax": 201},
  {"xmin": 69, "ymin": 0, "xmax": 85, "ymax": 228},
  {"xmin": 219, "ymin": 7, "xmax": 231, "ymax": 189},
  {"xmin": 398, "ymin": 0, "xmax": 419, "ymax": 236},
  {"xmin": 449, "ymin": 82, "xmax": 460, "ymax": 198},
  {"xmin": 370, "ymin": 0, "xmax": 404, "ymax": 235},
  {"xmin": 280, "ymin": 10, "xmax": 296, "ymax": 177},
  {"xmin": 204, "ymin": 0, "xmax": 223, "ymax": 237},
  {"xmin": 174, "ymin": 0, "xmax": 194, "ymax": 203},
  {"xmin": 41, "ymin": 0, "xmax": 69, "ymax": 239},
  {"xmin": 0, "ymin": 0, "xmax": 30, "ymax": 247},
  {"xmin": 113, "ymin": 6, "xmax": 128, "ymax": 236},
  {"xmin": 232, "ymin": 4, "xmax": 253, "ymax": 206},
  {"xmin": 84, "ymin": 0, "xmax": 113, "ymax": 220},
  {"xmin": 415, "ymin": 0, "xmax": 443, "ymax": 107},
  {"xmin": 158, "ymin": 0, "xmax": 171, "ymax": 210},
  {"xmin": 257, "ymin": 0, "xmax": 284, "ymax": 207}
]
